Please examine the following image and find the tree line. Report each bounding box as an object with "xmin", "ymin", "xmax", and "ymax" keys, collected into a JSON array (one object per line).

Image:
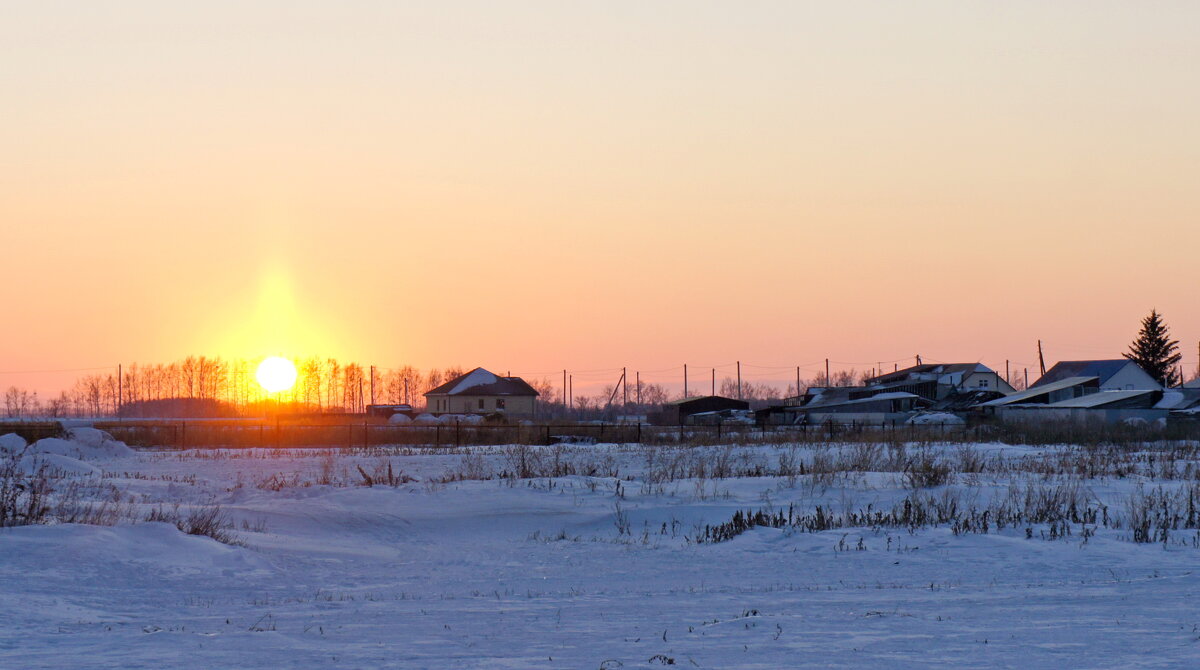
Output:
[
  {"xmin": 1, "ymin": 357, "xmax": 562, "ymax": 419},
  {"xmin": 4, "ymin": 308, "xmax": 1183, "ymax": 419}
]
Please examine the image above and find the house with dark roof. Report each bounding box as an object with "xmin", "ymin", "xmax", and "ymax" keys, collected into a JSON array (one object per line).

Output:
[
  {"xmin": 1032, "ymin": 360, "xmax": 1160, "ymax": 392},
  {"xmin": 981, "ymin": 360, "xmax": 1161, "ymax": 409},
  {"xmin": 424, "ymin": 368, "xmax": 539, "ymax": 417}
]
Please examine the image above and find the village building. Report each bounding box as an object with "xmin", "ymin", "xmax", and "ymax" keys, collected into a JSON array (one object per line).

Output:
[
  {"xmin": 423, "ymin": 368, "xmax": 539, "ymax": 417},
  {"xmin": 658, "ymin": 396, "xmax": 750, "ymax": 425},
  {"xmin": 981, "ymin": 360, "xmax": 1160, "ymax": 409},
  {"xmin": 864, "ymin": 363, "xmax": 1015, "ymax": 401}
]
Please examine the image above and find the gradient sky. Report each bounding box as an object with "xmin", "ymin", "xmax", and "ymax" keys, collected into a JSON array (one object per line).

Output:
[{"xmin": 3, "ymin": 1, "xmax": 1199, "ymax": 396}]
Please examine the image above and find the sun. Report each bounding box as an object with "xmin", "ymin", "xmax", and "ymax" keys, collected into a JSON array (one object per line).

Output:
[{"xmin": 256, "ymin": 356, "xmax": 298, "ymax": 393}]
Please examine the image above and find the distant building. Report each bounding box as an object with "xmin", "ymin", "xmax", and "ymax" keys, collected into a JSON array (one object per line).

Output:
[
  {"xmin": 424, "ymin": 368, "xmax": 539, "ymax": 417},
  {"xmin": 864, "ymin": 363, "xmax": 1015, "ymax": 401},
  {"xmin": 659, "ymin": 396, "xmax": 750, "ymax": 425},
  {"xmin": 366, "ymin": 404, "xmax": 413, "ymax": 419},
  {"xmin": 1033, "ymin": 360, "xmax": 1160, "ymax": 392},
  {"xmin": 982, "ymin": 360, "xmax": 1160, "ymax": 408}
]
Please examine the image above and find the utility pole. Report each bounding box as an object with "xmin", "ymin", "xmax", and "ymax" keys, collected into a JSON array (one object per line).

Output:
[
  {"xmin": 737, "ymin": 361, "xmax": 742, "ymax": 400},
  {"xmin": 796, "ymin": 366, "xmax": 801, "ymax": 399},
  {"xmin": 825, "ymin": 359, "xmax": 830, "ymax": 387},
  {"xmin": 684, "ymin": 364, "xmax": 688, "ymax": 399},
  {"xmin": 1037, "ymin": 340, "xmax": 1046, "ymax": 376},
  {"xmin": 711, "ymin": 368, "xmax": 715, "ymax": 396},
  {"xmin": 1024, "ymin": 368, "xmax": 1029, "ymax": 389},
  {"xmin": 1005, "ymin": 360, "xmax": 1010, "ymax": 384},
  {"xmin": 623, "ymin": 367, "xmax": 628, "ymax": 408},
  {"xmin": 563, "ymin": 370, "xmax": 567, "ymax": 409},
  {"xmin": 369, "ymin": 365, "xmax": 375, "ymax": 406},
  {"xmin": 636, "ymin": 371, "xmax": 641, "ymax": 407},
  {"xmin": 117, "ymin": 364, "xmax": 122, "ymax": 418},
  {"xmin": 404, "ymin": 376, "xmax": 409, "ymax": 405}
]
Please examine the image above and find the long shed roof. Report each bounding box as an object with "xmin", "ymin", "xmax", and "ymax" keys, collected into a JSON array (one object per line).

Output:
[{"xmin": 980, "ymin": 376, "xmax": 1098, "ymax": 406}]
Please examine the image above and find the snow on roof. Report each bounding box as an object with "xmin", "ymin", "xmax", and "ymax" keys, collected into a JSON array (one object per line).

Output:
[
  {"xmin": 424, "ymin": 367, "xmax": 539, "ymax": 397},
  {"xmin": 980, "ymin": 376, "xmax": 1099, "ymax": 406},
  {"xmin": 1048, "ymin": 390, "xmax": 1156, "ymax": 409},
  {"xmin": 447, "ymin": 368, "xmax": 499, "ymax": 394},
  {"xmin": 1155, "ymin": 390, "xmax": 1186, "ymax": 410}
]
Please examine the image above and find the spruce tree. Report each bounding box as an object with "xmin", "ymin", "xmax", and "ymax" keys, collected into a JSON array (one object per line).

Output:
[{"xmin": 1124, "ymin": 309, "xmax": 1182, "ymax": 386}]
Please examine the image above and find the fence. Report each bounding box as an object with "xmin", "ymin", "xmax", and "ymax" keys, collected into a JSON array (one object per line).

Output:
[{"xmin": 91, "ymin": 419, "xmax": 984, "ymax": 450}]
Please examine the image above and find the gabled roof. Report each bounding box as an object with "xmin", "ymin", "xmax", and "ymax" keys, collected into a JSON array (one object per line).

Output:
[
  {"xmin": 424, "ymin": 368, "xmax": 539, "ymax": 397},
  {"xmin": 979, "ymin": 376, "xmax": 1099, "ymax": 406},
  {"xmin": 1032, "ymin": 360, "xmax": 1137, "ymax": 389},
  {"xmin": 866, "ymin": 363, "xmax": 986, "ymax": 386}
]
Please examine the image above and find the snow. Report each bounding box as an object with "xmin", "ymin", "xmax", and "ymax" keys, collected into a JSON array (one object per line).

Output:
[
  {"xmin": 446, "ymin": 367, "xmax": 499, "ymax": 395},
  {"xmin": 4, "ymin": 440, "xmax": 1200, "ymax": 667},
  {"xmin": 0, "ymin": 433, "xmax": 26, "ymax": 452},
  {"xmin": 387, "ymin": 413, "xmax": 412, "ymax": 425}
]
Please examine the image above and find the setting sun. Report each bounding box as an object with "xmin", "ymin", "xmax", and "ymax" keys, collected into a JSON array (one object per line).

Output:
[{"xmin": 256, "ymin": 356, "xmax": 297, "ymax": 393}]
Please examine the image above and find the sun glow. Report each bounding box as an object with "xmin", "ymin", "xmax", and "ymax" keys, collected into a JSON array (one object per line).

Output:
[{"xmin": 256, "ymin": 356, "xmax": 298, "ymax": 393}]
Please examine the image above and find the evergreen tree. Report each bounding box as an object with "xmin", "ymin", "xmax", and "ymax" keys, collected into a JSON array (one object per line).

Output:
[{"xmin": 1124, "ymin": 309, "xmax": 1182, "ymax": 386}]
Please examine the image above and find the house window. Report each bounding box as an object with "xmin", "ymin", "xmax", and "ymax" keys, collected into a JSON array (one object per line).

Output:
[
  {"xmin": 979, "ymin": 379, "xmax": 989, "ymax": 388},
  {"xmin": 496, "ymin": 398, "xmax": 505, "ymax": 410},
  {"xmin": 478, "ymin": 398, "xmax": 485, "ymax": 410}
]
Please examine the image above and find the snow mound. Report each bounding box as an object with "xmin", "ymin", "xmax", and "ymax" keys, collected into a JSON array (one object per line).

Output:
[
  {"xmin": 387, "ymin": 413, "xmax": 412, "ymax": 425},
  {"xmin": 29, "ymin": 429, "xmax": 135, "ymax": 460},
  {"xmin": 1121, "ymin": 417, "xmax": 1150, "ymax": 428},
  {"xmin": 67, "ymin": 427, "xmax": 137, "ymax": 456},
  {"xmin": 0, "ymin": 433, "xmax": 27, "ymax": 453},
  {"xmin": 17, "ymin": 452, "xmax": 100, "ymax": 476},
  {"xmin": 1, "ymin": 433, "xmax": 99, "ymax": 475},
  {"xmin": 0, "ymin": 522, "xmax": 269, "ymax": 576},
  {"xmin": 413, "ymin": 413, "xmax": 440, "ymax": 425},
  {"xmin": 907, "ymin": 412, "xmax": 966, "ymax": 426}
]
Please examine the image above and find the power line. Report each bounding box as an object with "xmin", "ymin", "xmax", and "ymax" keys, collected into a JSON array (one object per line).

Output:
[{"xmin": 0, "ymin": 365, "xmax": 115, "ymax": 375}]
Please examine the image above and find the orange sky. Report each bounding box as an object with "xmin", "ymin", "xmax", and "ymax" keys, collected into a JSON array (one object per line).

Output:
[{"xmin": 3, "ymin": 2, "xmax": 1200, "ymax": 396}]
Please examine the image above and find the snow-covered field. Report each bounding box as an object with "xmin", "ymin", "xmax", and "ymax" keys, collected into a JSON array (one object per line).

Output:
[{"xmin": 4, "ymin": 431, "xmax": 1200, "ymax": 668}]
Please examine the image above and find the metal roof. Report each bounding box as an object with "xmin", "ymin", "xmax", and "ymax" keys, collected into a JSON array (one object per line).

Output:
[
  {"xmin": 1032, "ymin": 360, "xmax": 1132, "ymax": 388},
  {"xmin": 1048, "ymin": 390, "xmax": 1157, "ymax": 408},
  {"xmin": 980, "ymin": 376, "xmax": 1099, "ymax": 406}
]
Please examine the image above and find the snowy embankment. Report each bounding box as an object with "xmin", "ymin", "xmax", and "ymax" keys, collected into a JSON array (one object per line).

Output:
[{"xmin": 3, "ymin": 433, "xmax": 1200, "ymax": 668}]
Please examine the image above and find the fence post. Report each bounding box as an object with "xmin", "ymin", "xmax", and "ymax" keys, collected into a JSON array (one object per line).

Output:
[{"xmin": 436, "ymin": 424, "xmax": 441, "ymax": 448}]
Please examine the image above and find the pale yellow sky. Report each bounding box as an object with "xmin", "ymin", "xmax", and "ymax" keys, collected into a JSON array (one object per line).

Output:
[{"xmin": 3, "ymin": 2, "xmax": 1199, "ymax": 395}]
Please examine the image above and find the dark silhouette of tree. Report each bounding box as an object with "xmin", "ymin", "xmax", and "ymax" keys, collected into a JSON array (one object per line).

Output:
[{"xmin": 1124, "ymin": 309, "xmax": 1181, "ymax": 386}]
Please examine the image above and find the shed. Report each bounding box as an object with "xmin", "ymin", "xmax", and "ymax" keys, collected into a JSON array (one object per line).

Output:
[{"xmin": 659, "ymin": 396, "xmax": 750, "ymax": 425}]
